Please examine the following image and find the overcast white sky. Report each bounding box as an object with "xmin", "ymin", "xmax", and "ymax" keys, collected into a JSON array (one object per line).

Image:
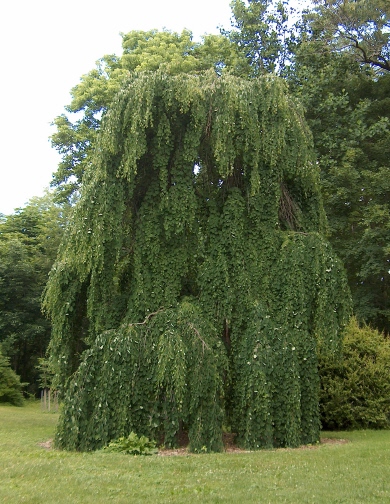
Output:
[{"xmin": 0, "ymin": 0, "xmax": 233, "ymax": 215}]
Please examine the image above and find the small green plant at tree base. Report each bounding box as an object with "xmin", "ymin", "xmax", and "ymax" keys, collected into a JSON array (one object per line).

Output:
[{"xmin": 103, "ymin": 432, "xmax": 158, "ymax": 455}]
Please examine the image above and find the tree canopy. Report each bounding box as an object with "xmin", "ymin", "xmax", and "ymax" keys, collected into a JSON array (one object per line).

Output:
[
  {"xmin": 50, "ymin": 29, "xmax": 243, "ymax": 202},
  {"xmin": 44, "ymin": 72, "xmax": 350, "ymax": 452},
  {"xmin": 46, "ymin": 1, "xmax": 390, "ymax": 337},
  {"xmin": 225, "ymin": 0, "xmax": 292, "ymax": 76}
]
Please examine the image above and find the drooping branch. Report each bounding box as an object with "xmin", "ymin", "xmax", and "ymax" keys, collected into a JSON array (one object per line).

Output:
[
  {"xmin": 187, "ymin": 322, "xmax": 210, "ymax": 353},
  {"xmin": 129, "ymin": 308, "xmax": 165, "ymax": 326}
]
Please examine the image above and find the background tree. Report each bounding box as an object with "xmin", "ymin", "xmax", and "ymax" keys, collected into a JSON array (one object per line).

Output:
[
  {"xmin": 310, "ymin": 0, "xmax": 390, "ymax": 73},
  {"xmin": 225, "ymin": 0, "xmax": 292, "ymax": 76},
  {"xmin": 227, "ymin": 0, "xmax": 390, "ymax": 333},
  {"xmin": 289, "ymin": 3, "xmax": 390, "ymax": 333},
  {"xmin": 0, "ymin": 193, "xmax": 68, "ymax": 393},
  {"xmin": 45, "ymin": 72, "xmax": 350, "ymax": 452}
]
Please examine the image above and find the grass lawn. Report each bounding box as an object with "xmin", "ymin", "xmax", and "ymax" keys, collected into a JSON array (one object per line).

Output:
[{"xmin": 1, "ymin": 401, "xmax": 389, "ymax": 503}]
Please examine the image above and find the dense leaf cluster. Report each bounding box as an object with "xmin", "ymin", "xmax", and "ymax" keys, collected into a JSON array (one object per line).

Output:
[
  {"xmin": 0, "ymin": 349, "xmax": 26, "ymax": 406},
  {"xmin": 49, "ymin": 3, "xmax": 390, "ymax": 335},
  {"xmin": 291, "ymin": 22, "xmax": 390, "ymax": 333},
  {"xmin": 319, "ymin": 317, "xmax": 390, "ymax": 430},
  {"xmin": 0, "ymin": 194, "xmax": 68, "ymax": 393},
  {"xmin": 44, "ymin": 73, "xmax": 351, "ymax": 451},
  {"xmin": 103, "ymin": 432, "xmax": 158, "ymax": 455}
]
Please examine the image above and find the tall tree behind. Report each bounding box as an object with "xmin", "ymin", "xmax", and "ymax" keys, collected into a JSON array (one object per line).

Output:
[
  {"xmin": 225, "ymin": 0, "xmax": 293, "ymax": 76},
  {"xmin": 227, "ymin": 0, "xmax": 390, "ymax": 332},
  {"xmin": 290, "ymin": 1, "xmax": 390, "ymax": 333},
  {"xmin": 310, "ymin": 0, "xmax": 390, "ymax": 73}
]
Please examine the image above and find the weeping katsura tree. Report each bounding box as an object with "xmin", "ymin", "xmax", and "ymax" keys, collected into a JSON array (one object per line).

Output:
[{"xmin": 44, "ymin": 71, "xmax": 351, "ymax": 452}]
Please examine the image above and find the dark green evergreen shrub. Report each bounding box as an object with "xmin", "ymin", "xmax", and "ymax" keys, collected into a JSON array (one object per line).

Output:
[
  {"xmin": 319, "ymin": 317, "xmax": 390, "ymax": 430},
  {"xmin": 0, "ymin": 349, "xmax": 25, "ymax": 406}
]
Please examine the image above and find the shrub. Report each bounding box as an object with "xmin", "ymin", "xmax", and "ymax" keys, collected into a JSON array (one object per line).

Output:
[
  {"xmin": 319, "ymin": 317, "xmax": 390, "ymax": 429},
  {"xmin": 103, "ymin": 432, "xmax": 158, "ymax": 455},
  {"xmin": 0, "ymin": 349, "xmax": 26, "ymax": 406}
]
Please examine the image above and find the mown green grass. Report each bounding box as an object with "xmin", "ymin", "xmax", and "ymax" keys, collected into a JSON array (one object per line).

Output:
[{"xmin": 1, "ymin": 401, "xmax": 389, "ymax": 503}]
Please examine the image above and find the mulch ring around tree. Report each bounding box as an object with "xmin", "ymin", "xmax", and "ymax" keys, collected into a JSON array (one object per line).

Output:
[
  {"xmin": 37, "ymin": 434, "xmax": 349, "ymax": 454},
  {"xmin": 156, "ymin": 433, "xmax": 350, "ymax": 456}
]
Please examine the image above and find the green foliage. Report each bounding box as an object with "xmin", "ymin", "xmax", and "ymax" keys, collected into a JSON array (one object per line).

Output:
[
  {"xmin": 290, "ymin": 17, "xmax": 390, "ymax": 333},
  {"xmin": 103, "ymin": 432, "xmax": 158, "ymax": 455},
  {"xmin": 54, "ymin": 301, "xmax": 227, "ymax": 453},
  {"xmin": 45, "ymin": 72, "xmax": 351, "ymax": 452},
  {"xmin": 50, "ymin": 1, "xmax": 390, "ymax": 349},
  {"xmin": 0, "ymin": 348, "xmax": 25, "ymax": 405},
  {"xmin": 226, "ymin": 0, "xmax": 292, "ymax": 76},
  {"xmin": 50, "ymin": 29, "xmax": 242, "ymax": 202},
  {"xmin": 310, "ymin": 0, "xmax": 390, "ymax": 73},
  {"xmin": 0, "ymin": 193, "xmax": 68, "ymax": 393},
  {"xmin": 319, "ymin": 317, "xmax": 390, "ymax": 430}
]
